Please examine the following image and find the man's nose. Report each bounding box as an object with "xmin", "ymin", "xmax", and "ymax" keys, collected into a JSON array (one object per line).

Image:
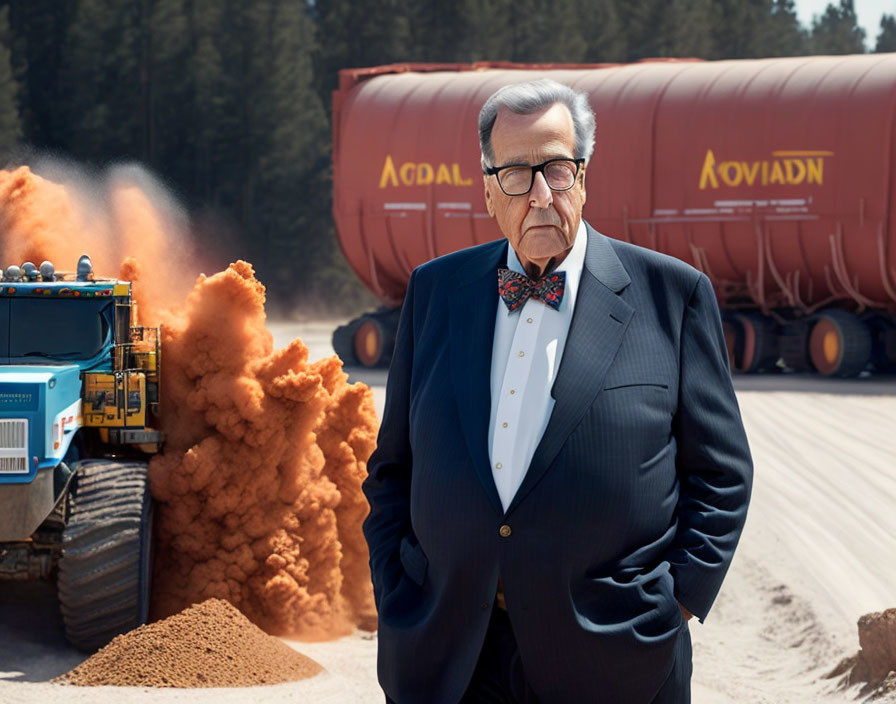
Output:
[{"xmin": 529, "ymin": 171, "xmax": 553, "ymax": 208}]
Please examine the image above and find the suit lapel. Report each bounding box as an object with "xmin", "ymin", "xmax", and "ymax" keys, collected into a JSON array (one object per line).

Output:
[
  {"xmin": 449, "ymin": 239, "xmax": 506, "ymax": 515},
  {"xmin": 506, "ymin": 225, "xmax": 634, "ymax": 516}
]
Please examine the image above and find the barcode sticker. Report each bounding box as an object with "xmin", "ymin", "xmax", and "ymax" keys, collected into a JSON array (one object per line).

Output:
[
  {"xmin": 0, "ymin": 419, "xmax": 29, "ymax": 474},
  {"xmin": 0, "ymin": 456, "xmax": 27, "ymax": 473}
]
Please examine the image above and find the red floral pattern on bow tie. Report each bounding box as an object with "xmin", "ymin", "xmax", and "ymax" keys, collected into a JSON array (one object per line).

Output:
[{"xmin": 497, "ymin": 267, "xmax": 566, "ymax": 312}]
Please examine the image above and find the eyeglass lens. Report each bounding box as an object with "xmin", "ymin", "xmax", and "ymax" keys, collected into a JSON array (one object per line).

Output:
[{"xmin": 499, "ymin": 160, "xmax": 578, "ymax": 195}]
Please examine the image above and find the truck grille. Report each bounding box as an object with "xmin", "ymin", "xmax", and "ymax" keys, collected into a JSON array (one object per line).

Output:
[{"xmin": 0, "ymin": 419, "xmax": 29, "ymax": 474}]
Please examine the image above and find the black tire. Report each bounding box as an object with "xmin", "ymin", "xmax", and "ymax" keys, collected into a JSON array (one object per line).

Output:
[
  {"xmin": 332, "ymin": 318, "xmax": 362, "ymax": 366},
  {"xmin": 862, "ymin": 312, "xmax": 896, "ymax": 372},
  {"xmin": 336, "ymin": 308, "xmax": 401, "ymax": 368},
  {"xmin": 808, "ymin": 309, "xmax": 872, "ymax": 377},
  {"xmin": 779, "ymin": 320, "xmax": 812, "ymax": 373},
  {"xmin": 730, "ymin": 312, "xmax": 778, "ymax": 373},
  {"xmin": 57, "ymin": 459, "xmax": 154, "ymax": 651}
]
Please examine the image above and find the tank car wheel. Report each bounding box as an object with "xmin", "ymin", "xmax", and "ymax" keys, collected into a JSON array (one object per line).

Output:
[
  {"xmin": 808, "ymin": 309, "xmax": 872, "ymax": 377},
  {"xmin": 352, "ymin": 309, "xmax": 400, "ymax": 368},
  {"xmin": 779, "ymin": 321, "xmax": 812, "ymax": 373},
  {"xmin": 354, "ymin": 317, "xmax": 388, "ymax": 367},
  {"xmin": 57, "ymin": 459, "xmax": 154, "ymax": 651},
  {"xmin": 861, "ymin": 313, "xmax": 896, "ymax": 372},
  {"xmin": 729, "ymin": 313, "xmax": 777, "ymax": 373},
  {"xmin": 332, "ymin": 318, "xmax": 362, "ymax": 366},
  {"xmin": 722, "ymin": 318, "xmax": 738, "ymax": 371}
]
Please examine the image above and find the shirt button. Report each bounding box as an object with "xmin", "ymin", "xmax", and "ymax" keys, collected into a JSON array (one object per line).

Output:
[
  {"xmin": 495, "ymin": 462, "xmax": 502, "ymax": 470},
  {"xmin": 502, "ymin": 422, "xmax": 508, "ymax": 428},
  {"xmin": 499, "ymin": 524, "xmax": 512, "ymax": 538},
  {"xmin": 518, "ymin": 350, "xmax": 525, "ymax": 357},
  {"xmin": 509, "ymin": 389, "xmax": 515, "ymax": 395},
  {"xmin": 526, "ymin": 317, "xmax": 533, "ymax": 324}
]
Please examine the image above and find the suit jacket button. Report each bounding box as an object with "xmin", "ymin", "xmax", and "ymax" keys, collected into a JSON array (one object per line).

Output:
[
  {"xmin": 481, "ymin": 602, "xmax": 489, "ymax": 610},
  {"xmin": 499, "ymin": 524, "xmax": 512, "ymax": 538}
]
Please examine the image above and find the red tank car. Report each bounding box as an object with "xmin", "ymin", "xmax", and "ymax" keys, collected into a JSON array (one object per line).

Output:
[{"xmin": 332, "ymin": 55, "xmax": 896, "ymax": 376}]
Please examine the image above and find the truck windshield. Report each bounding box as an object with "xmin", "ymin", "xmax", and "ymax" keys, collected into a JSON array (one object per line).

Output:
[{"xmin": 1, "ymin": 298, "xmax": 113, "ymax": 360}]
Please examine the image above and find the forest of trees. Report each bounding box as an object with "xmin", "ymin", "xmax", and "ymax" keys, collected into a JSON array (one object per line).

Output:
[{"xmin": 0, "ymin": 0, "xmax": 893, "ymax": 312}]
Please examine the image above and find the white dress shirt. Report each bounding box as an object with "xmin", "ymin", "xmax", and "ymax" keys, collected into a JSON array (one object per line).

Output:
[{"xmin": 488, "ymin": 220, "xmax": 587, "ymax": 512}]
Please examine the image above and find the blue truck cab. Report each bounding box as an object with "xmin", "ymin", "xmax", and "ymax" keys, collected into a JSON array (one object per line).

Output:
[{"xmin": 0, "ymin": 256, "xmax": 160, "ymax": 650}]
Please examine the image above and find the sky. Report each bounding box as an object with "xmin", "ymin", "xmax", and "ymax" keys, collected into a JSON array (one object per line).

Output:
[{"xmin": 795, "ymin": 0, "xmax": 896, "ymax": 48}]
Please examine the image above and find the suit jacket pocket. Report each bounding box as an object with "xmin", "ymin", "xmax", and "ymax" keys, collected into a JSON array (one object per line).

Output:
[
  {"xmin": 569, "ymin": 562, "xmax": 682, "ymax": 641},
  {"xmin": 602, "ymin": 381, "xmax": 669, "ymax": 391},
  {"xmin": 399, "ymin": 535, "xmax": 428, "ymax": 586}
]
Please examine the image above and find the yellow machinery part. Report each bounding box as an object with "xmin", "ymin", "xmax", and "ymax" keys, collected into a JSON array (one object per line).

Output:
[{"xmin": 82, "ymin": 371, "xmax": 147, "ymax": 428}]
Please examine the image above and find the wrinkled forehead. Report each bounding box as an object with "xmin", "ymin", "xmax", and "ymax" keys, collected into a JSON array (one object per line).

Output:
[{"xmin": 490, "ymin": 103, "xmax": 576, "ymax": 165}]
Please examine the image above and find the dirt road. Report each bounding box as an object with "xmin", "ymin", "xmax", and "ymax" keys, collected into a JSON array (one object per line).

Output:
[{"xmin": 2, "ymin": 321, "xmax": 894, "ymax": 703}]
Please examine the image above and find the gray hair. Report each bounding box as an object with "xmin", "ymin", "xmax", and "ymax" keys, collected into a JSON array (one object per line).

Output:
[{"xmin": 478, "ymin": 79, "xmax": 596, "ymax": 168}]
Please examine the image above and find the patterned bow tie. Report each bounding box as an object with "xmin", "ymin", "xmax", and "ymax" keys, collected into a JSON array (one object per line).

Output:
[{"xmin": 497, "ymin": 267, "xmax": 566, "ymax": 312}]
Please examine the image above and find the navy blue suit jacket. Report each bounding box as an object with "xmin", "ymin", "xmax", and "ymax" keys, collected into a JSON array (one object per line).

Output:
[{"xmin": 363, "ymin": 223, "xmax": 753, "ymax": 704}]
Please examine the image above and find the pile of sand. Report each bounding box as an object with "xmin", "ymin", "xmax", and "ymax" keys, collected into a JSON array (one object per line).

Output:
[
  {"xmin": 828, "ymin": 608, "xmax": 896, "ymax": 700},
  {"xmin": 54, "ymin": 598, "xmax": 322, "ymax": 687}
]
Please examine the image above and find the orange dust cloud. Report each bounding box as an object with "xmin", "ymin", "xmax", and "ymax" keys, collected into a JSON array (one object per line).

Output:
[
  {"xmin": 0, "ymin": 166, "xmax": 96, "ymax": 272},
  {"xmin": 0, "ymin": 164, "xmax": 197, "ymax": 325},
  {"xmin": 106, "ymin": 165, "xmax": 197, "ymax": 325},
  {"xmin": 1, "ymin": 163, "xmax": 379, "ymax": 638},
  {"xmin": 149, "ymin": 260, "xmax": 378, "ymax": 637}
]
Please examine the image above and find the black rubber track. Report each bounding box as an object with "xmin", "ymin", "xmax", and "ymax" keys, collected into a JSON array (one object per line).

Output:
[{"xmin": 57, "ymin": 459, "xmax": 154, "ymax": 652}]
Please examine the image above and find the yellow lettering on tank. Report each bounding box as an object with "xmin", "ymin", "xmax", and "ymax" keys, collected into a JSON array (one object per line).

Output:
[
  {"xmin": 719, "ymin": 161, "xmax": 743, "ymax": 187},
  {"xmin": 399, "ymin": 163, "xmax": 416, "ymax": 186},
  {"xmin": 742, "ymin": 161, "xmax": 760, "ymax": 186},
  {"xmin": 807, "ymin": 158, "xmax": 823, "ymax": 184},
  {"xmin": 784, "ymin": 159, "xmax": 806, "ymax": 185},
  {"xmin": 697, "ymin": 149, "xmax": 830, "ymax": 190},
  {"xmin": 452, "ymin": 163, "xmax": 473, "ymax": 186},
  {"xmin": 698, "ymin": 149, "xmax": 719, "ymax": 189},
  {"xmin": 378, "ymin": 155, "xmax": 398, "ymax": 189},
  {"xmin": 417, "ymin": 163, "xmax": 434, "ymax": 185},
  {"xmin": 436, "ymin": 164, "xmax": 452, "ymax": 184}
]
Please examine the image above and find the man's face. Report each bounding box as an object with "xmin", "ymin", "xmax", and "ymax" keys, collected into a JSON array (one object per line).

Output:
[{"xmin": 483, "ymin": 102, "xmax": 587, "ymax": 278}]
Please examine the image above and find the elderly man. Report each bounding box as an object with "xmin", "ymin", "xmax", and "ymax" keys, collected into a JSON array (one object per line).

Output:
[{"xmin": 363, "ymin": 79, "xmax": 752, "ymax": 704}]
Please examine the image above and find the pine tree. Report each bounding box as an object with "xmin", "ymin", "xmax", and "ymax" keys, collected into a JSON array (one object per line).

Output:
[
  {"xmin": 876, "ymin": 14, "xmax": 896, "ymax": 52},
  {"xmin": 464, "ymin": 0, "xmax": 515, "ymax": 61},
  {"xmin": 201, "ymin": 1, "xmax": 331, "ymax": 305},
  {"xmin": 4, "ymin": 1, "xmax": 73, "ymax": 150},
  {"xmin": 810, "ymin": 0, "xmax": 866, "ymax": 55},
  {"xmin": 184, "ymin": 0, "xmax": 229, "ymax": 202},
  {"xmin": 60, "ymin": 0, "xmax": 146, "ymax": 161},
  {"xmin": 713, "ymin": 0, "xmax": 769, "ymax": 59},
  {"xmin": 615, "ymin": 0, "xmax": 669, "ymax": 60},
  {"xmin": 404, "ymin": 0, "xmax": 471, "ymax": 62},
  {"xmin": 462, "ymin": 0, "xmax": 589, "ymax": 63},
  {"xmin": 761, "ymin": 0, "xmax": 809, "ymax": 56},
  {"xmin": 314, "ymin": 0, "xmax": 412, "ymax": 97},
  {"xmin": 146, "ymin": 0, "xmax": 190, "ymax": 170},
  {"xmin": 581, "ymin": 0, "xmax": 628, "ymax": 63},
  {"xmin": 258, "ymin": 0, "xmax": 331, "ymax": 296},
  {"xmin": 657, "ymin": 0, "xmax": 718, "ymax": 58},
  {"xmin": 0, "ymin": 5, "xmax": 22, "ymax": 155}
]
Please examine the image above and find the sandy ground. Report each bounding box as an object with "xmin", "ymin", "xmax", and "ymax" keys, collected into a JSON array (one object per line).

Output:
[{"xmin": 2, "ymin": 320, "xmax": 895, "ymax": 703}]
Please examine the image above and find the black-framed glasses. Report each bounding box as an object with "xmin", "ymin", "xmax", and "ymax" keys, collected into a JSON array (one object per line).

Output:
[{"xmin": 484, "ymin": 157, "xmax": 585, "ymax": 196}]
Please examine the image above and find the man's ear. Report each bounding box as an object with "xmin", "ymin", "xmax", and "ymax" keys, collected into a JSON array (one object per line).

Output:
[
  {"xmin": 579, "ymin": 164, "xmax": 587, "ymax": 206},
  {"xmin": 483, "ymin": 175, "xmax": 495, "ymax": 217}
]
